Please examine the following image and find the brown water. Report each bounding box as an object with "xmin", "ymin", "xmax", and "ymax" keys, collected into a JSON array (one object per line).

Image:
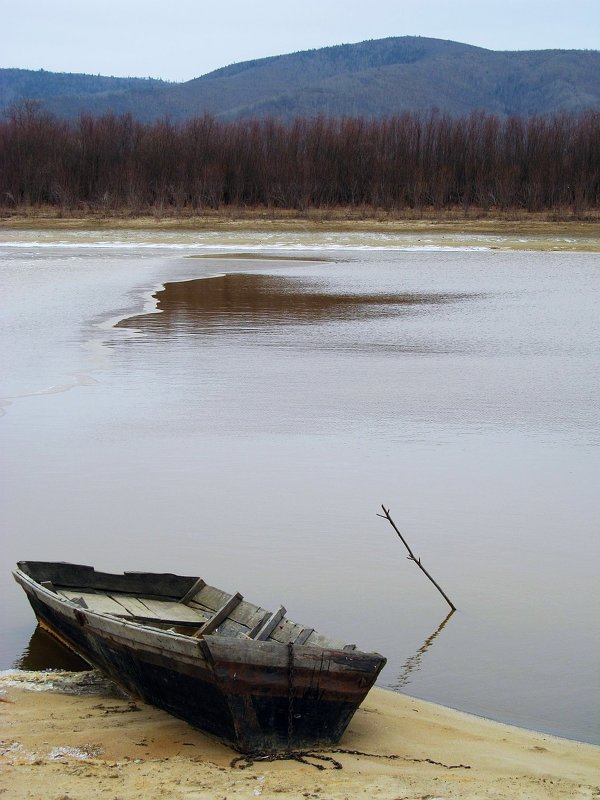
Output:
[{"xmin": 1, "ymin": 231, "xmax": 599, "ymax": 744}]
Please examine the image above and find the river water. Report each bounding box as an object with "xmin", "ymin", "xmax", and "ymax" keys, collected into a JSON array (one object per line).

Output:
[{"xmin": 1, "ymin": 229, "xmax": 599, "ymax": 744}]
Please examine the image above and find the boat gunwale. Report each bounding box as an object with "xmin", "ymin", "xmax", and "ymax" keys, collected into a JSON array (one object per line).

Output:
[{"xmin": 12, "ymin": 566, "xmax": 386, "ymax": 663}]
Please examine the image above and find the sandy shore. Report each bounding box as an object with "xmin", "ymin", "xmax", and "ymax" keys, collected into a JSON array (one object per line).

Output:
[{"xmin": 1, "ymin": 671, "xmax": 598, "ymax": 800}]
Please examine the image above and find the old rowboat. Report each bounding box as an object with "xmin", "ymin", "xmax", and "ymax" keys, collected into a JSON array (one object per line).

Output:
[{"xmin": 13, "ymin": 561, "xmax": 386, "ymax": 753}]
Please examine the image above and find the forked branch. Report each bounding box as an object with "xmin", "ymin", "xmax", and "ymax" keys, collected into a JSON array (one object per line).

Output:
[{"xmin": 378, "ymin": 504, "xmax": 456, "ymax": 612}]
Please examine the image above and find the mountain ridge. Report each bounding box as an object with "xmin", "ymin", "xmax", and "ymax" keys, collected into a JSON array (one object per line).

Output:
[{"xmin": 1, "ymin": 36, "xmax": 599, "ymax": 120}]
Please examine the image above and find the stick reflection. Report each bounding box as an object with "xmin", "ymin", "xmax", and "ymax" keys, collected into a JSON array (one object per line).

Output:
[{"xmin": 392, "ymin": 610, "xmax": 455, "ymax": 690}]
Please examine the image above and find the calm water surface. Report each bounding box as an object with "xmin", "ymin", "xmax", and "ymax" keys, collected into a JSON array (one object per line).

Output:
[{"xmin": 1, "ymin": 229, "xmax": 599, "ymax": 744}]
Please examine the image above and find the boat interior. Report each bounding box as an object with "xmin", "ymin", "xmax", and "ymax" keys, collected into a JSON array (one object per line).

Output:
[{"xmin": 17, "ymin": 562, "xmax": 352, "ymax": 650}]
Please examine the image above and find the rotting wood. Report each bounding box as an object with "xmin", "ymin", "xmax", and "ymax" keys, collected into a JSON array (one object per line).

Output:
[
  {"xmin": 245, "ymin": 611, "xmax": 272, "ymax": 639},
  {"xmin": 59, "ymin": 589, "xmax": 212, "ymax": 626},
  {"xmin": 178, "ymin": 577, "xmax": 206, "ymax": 605},
  {"xmin": 194, "ymin": 592, "xmax": 244, "ymax": 637},
  {"xmin": 18, "ymin": 561, "xmax": 196, "ymax": 598},
  {"xmin": 217, "ymin": 617, "xmax": 251, "ymax": 638},
  {"xmin": 108, "ymin": 594, "xmax": 156, "ymax": 617},
  {"xmin": 268, "ymin": 618, "xmax": 305, "ymax": 644},
  {"xmin": 136, "ymin": 597, "xmax": 208, "ymax": 624},
  {"xmin": 193, "ymin": 584, "xmax": 234, "ymax": 612},
  {"xmin": 294, "ymin": 628, "xmax": 314, "ymax": 645},
  {"xmin": 252, "ymin": 606, "xmax": 286, "ymax": 641},
  {"xmin": 378, "ymin": 504, "xmax": 457, "ymax": 612},
  {"xmin": 58, "ymin": 590, "xmax": 127, "ymax": 616},
  {"xmin": 302, "ymin": 630, "xmax": 347, "ymax": 649},
  {"xmin": 229, "ymin": 600, "xmax": 270, "ymax": 630}
]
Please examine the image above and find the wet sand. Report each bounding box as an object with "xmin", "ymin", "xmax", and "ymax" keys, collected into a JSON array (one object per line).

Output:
[{"xmin": 1, "ymin": 672, "xmax": 598, "ymax": 800}]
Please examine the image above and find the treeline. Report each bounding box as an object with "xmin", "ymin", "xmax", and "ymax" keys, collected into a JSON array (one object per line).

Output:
[{"xmin": 1, "ymin": 104, "xmax": 599, "ymax": 213}]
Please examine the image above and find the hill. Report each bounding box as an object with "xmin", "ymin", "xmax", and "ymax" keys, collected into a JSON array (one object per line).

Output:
[
  {"xmin": 1, "ymin": 37, "xmax": 599, "ymax": 120},
  {"xmin": 0, "ymin": 69, "xmax": 166, "ymax": 114}
]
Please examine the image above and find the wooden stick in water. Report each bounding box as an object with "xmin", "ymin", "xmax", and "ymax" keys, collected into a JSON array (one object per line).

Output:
[{"xmin": 378, "ymin": 504, "xmax": 457, "ymax": 612}]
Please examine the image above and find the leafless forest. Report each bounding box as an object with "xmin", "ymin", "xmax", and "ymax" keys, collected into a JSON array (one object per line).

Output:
[{"xmin": 1, "ymin": 105, "xmax": 598, "ymax": 213}]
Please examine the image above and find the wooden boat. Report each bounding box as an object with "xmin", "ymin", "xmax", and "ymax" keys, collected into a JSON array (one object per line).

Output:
[{"xmin": 13, "ymin": 561, "xmax": 386, "ymax": 753}]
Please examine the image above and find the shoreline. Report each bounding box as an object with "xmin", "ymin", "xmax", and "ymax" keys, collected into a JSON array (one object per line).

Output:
[
  {"xmin": 1, "ymin": 672, "xmax": 598, "ymax": 799},
  {"xmin": 1, "ymin": 207, "xmax": 599, "ymax": 232},
  {"xmin": 1, "ymin": 212, "xmax": 599, "ymax": 252}
]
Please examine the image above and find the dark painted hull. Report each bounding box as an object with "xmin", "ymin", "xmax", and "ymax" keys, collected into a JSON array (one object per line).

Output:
[{"xmin": 14, "ymin": 568, "xmax": 386, "ymax": 752}]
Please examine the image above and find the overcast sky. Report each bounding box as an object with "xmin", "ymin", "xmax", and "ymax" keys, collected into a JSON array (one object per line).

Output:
[{"xmin": 4, "ymin": 0, "xmax": 599, "ymax": 82}]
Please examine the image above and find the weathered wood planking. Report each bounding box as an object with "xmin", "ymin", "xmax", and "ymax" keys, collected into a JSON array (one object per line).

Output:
[
  {"xmin": 228, "ymin": 600, "xmax": 271, "ymax": 630},
  {"xmin": 19, "ymin": 562, "xmax": 196, "ymax": 598},
  {"xmin": 58, "ymin": 589, "xmax": 210, "ymax": 625},
  {"xmin": 294, "ymin": 627, "xmax": 314, "ymax": 645},
  {"xmin": 58, "ymin": 587, "xmax": 347, "ymax": 648},
  {"xmin": 253, "ymin": 606, "xmax": 287, "ymax": 641},
  {"xmin": 245, "ymin": 610, "xmax": 272, "ymax": 638},
  {"xmin": 190, "ymin": 584, "xmax": 234, "ymax": 613},
  {"xmin": 214, "ymin": 617, "xmax": 249, "ymax": 638},
  {"xmin": 57, "ymin": 590, "xmax": 130, "ymax": 616},
  {"xmin": 268, "ymin": 618, "xmax": 305, "ymax": 644},
  {"xmin": 195, "ymin": 592, "xmax": 243, "ymax": 637},
  {"xmin": 108, "ymin": 594, "xmax": 157, "ymax": 617},
  {"xmin": 186, "ymin": 585, "xmax": 286, "ymax": 635},
  {"xmin": 137, "ymin": 597, "xmax": 208, "ymax": 624},
  {"xmin": 304, "ymin": 630, "xmax": 347, "ymax": 649},
  {"xmin": 179, "ymin": 577, "xmax": 206, "ymax": 605}
]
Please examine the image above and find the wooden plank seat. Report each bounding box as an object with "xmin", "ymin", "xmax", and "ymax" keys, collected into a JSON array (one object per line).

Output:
[
  {"xmin": 57, "ymin": 584, "xmax": 350, "ymax": 648},
  {"xmin": 188, "ymin": 583, "xmax": 271, "ymax": 638},
  {"xmin": 185, "ymin": 582, "xmax": 349, "ymax": 646},
  {"xmin": 56, "ymin": 589, "xmax": 210, "ymax": 625},
  {"xmin": 250, "ymin": 605, "xmax": 287, "ymax": 640},
  {"xmin": 185, "ymin": 583, "xmax": 308, "ymax": 643}
]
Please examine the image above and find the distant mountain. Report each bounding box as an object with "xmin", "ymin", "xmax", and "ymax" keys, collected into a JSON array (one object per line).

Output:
[
  {"xmin": 0, "ymin": 69, "xmax": 166, "ymax": 114},
  {"xmin": 2, "ymin": 37, "xmax": 599, "ymax": 120}
]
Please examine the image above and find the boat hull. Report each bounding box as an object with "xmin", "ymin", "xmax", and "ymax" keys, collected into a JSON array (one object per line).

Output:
[{"xmin": 14, "ymin": 569, "xmax": 386, "ymax": 752}]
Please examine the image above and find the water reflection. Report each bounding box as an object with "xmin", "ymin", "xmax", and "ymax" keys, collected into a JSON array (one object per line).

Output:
[
  {"xmin": 117, "ymin": 273, "xmax": 469, "ymax": 335},
  {"xmin": 393, "ymin": 611, "xmax": 456, "ymax": 690},
  {"xmin": 16, "ymin": 613, "xmax": 455, "ymax": 688},
  {"xmin": 4, "ymin": 243, "xmax": 599, "ymax": 744},
  {"xmin": 15, "ymin": 625, "xmax": 90, "ymax": 672}
]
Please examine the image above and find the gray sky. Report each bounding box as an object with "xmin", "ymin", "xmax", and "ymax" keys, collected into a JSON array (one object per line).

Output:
[{"xmin": 3, "ymin": 0, "xmax": 599, "ymax": 81}]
